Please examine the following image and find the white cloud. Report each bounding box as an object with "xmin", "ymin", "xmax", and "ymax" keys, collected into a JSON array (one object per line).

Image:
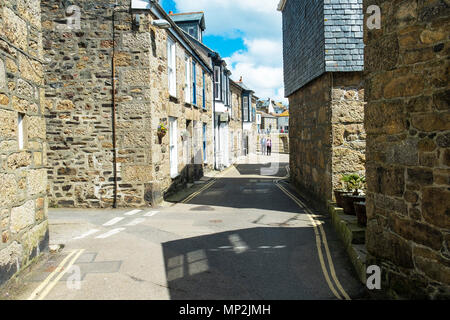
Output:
[{"xmin": 169, "ymin": 0, "xmax": 287, "ymax": 103}]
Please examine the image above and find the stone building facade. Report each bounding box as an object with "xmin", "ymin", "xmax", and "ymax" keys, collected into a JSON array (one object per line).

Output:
[
  {"xmin": 229, "ymin": 79, "xmax": 243, "ymax": 163},
  {"xmin": 364, "ymin": 0, "xmax": 449, "ymax": 298},
  {"xmin": 41, "ymin": 0, "xmax": 214, "ymax": 208},
  {"xmin": 278, "ymin": 0, "xmax": 366, "ymax": 204},
  {"xmin": 0, "ymin": 0, "xmax": 49, "ymax": 286}
]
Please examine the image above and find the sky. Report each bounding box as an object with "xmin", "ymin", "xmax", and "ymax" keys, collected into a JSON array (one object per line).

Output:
[{"xmin": 160, "ymin": 0, "xmax": 287, "ymax": 104}]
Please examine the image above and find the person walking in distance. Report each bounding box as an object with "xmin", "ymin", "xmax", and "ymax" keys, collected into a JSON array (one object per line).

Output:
[
  {"xmin": 261, "ymin": 136, "xmax": 266, "ymax": 155},
  {"xmin": 267, "ymin": 138, "xmax": 272, "ymax": 156}
]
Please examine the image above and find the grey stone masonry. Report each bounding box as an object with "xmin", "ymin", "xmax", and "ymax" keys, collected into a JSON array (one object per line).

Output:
[{"xmin": 280, "ymin": 0, "xmax": 364, "ymax": 97}]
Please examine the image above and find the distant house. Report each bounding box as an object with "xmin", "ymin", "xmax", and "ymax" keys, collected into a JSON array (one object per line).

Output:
[
  {"xmin": 276, "ymin": 110, "xmax": 289, "ymax": 133},
  {"xmin": 258, "ymin": 111, "xmax": 277, "ymax": 134}
]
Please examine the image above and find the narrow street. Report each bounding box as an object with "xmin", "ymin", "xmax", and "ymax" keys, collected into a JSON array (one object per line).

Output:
[{"xmin": 5, "ymin": 154, "xmax": 365, "ymax": 300}]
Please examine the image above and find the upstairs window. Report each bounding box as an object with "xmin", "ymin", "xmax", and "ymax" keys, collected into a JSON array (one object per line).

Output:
[
  {"xmin": 192, "ymin": 61, "xmax": 197, "ymax": 105},
  {"xmin": 202, "ymin": 70, "xmax": 206, "ymax": 109},
  {"xmin": 214, "ymin": 66, "xmax": 221, "ymax": 100},
  {"xmin": 18, "ymin": 113, "xmax": 25, "ymax": 150},
  {"xmin": 243, "ymin": 96, "xmax": 249, "ymax": 122},
  {"xmin": 184, "ymin": 56, "xmax": 191, "ymax": 103},
  {"xmin": 167, "ymin": 37, "xmax": 176, "ymax": 97}
]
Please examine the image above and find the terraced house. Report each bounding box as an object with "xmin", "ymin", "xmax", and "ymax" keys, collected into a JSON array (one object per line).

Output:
[
  {"xmin": 42, "ymin": 0, "xmax": 215, "ymax": 208},
  {"xmin": 170, "ymin": 11, "xmax": 254, "ymax": 169}
]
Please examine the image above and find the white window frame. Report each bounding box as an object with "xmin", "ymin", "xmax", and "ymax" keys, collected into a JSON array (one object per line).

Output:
[
  {"xmin": 214, "ymin": 66, "xmax": 221, "ymax": 100},
  {"xmin": 169, "ymin": 117, "xmax": 178, "ymax": 178},
  {"xmin": 18, "ymin": 113, "xmax": 24, "ymax": 150},
  {"xmin": 167, "ymin": 37, "xmax": 176, "ymax": 97},
  {"xmin": 243, "ymin": 96, "xmax": 249, "ymax": 122},
  {"xmin": 184, "ymin": 56, "xmax": 191, "ymax": 103}
]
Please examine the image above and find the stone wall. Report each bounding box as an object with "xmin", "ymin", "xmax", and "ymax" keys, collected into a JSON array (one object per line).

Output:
[
  {"xmin": 364, "ymin": 0, "xmax": 450, "ymax": 298},
  {"xmin": 289, "ymin": 73, "xmax": 333, "ymax": 203},
  {"xmin": 289, "ymin": 71, "xmax": 365, "ymax": 204},
  {"xmin": 230, "ymin": 82, "xmax": 243, "ymax": 162},
  {"xmin": 0, "ymin": 0, "xmax": 49, "ymax": 286},
  {"xmin": 331, "ymin": 72, "xmax": 365, "ymax": 190},
  {"xmin": 42, "ymin": 0, "xmax": 214, "ymax": 207}
]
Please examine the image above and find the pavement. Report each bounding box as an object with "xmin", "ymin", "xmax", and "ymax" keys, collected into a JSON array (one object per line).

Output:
[{"xmin": 1, "ymin": 153, "xmax": 367, "ymax": 300}]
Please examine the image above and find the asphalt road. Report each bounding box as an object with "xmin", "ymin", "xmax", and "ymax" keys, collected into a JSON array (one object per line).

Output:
[{"xmin": 3, "ymin": 153, "xmax": 366, "ymax": 300}]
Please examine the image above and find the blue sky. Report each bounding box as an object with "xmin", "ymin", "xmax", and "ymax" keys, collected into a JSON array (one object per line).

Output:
[{"xmin": 160, "ymin": 0, "xmax": 286, "ymax": 103}]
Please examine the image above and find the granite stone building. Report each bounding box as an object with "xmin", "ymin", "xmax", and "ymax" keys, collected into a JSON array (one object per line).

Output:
[
  {"xmin": 278, "ymin": 0, "xmax": 366, "ymax": 204},
  {"xmin": 41, "ymin": 0, "xmax": 215, "ymax": 208},
  {"xmin": 0, "ymin": 0, "xmax": 49, "ymax": 287},
  {"xmin": 364, "ymin": 0, "xmax": 449, "ymax": 298}
]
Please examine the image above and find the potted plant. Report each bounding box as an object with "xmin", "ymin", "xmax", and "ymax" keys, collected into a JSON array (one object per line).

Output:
[
  {"xmin": 334, "ymin": 174, "xmax": 355, "ymax": 208},
  {"xmin": 354, "ymin": 201, "xmax": 367, "ymax": 227},
  {"xmin": 157, "ymin": 123, "xmax": 167, "ymax": 143},
  {"xmin": 340, "ymin": 174, "xmax": 366, "ymax": 215}
]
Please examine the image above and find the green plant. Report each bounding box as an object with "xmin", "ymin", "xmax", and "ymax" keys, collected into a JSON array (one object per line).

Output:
[
  {"xmin": 157, "ymin": 123, "xmax": 167, "ymax": 135},
  {"xmin": 341, "ymin": 173, "xmax": 365, "ymax": 195}
]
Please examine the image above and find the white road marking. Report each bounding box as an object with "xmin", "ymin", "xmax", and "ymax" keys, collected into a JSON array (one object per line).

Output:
[
  {"xmin": 274, "ymin": 245, "xmax": 286, "ymax": 249},
  {"xmin": 258, "ymin": 246, "xmax": 271, "ymax": 249},
  {"xmin": 144, "ymin": 211, "xmax": 160, "ymax": 217},
  {"xmin": 95, "ymin": 228, "xmax": 126, "ymax": 239},
  {"xmin": 73, "ymin": 229, "xmax": 100, "ymax": 240},
  {"xmin": 125, "ymin": 218, "xmax": 146, "ymax": 226},
  {"xmin": 102, "ymin": 217, "xmax": 125, "ymax": 226},
  {"xmin": 124, "ymin": 209, "xmax": 142, "ymax": 216}
]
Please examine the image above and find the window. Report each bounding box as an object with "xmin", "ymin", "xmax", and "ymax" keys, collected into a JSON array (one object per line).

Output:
[
  {"xmin": 184, "ymin": 56, "xmax": 191, "ymax": 103},
  {"xmin": 222, "ymin": 70, "xmax": 226, "ymax": 102},
  {"xmin": 202, "ymin": 70, "xmax": 206, "ymax": 109},
  {"xmin": 243, "ymin": 96, "xmax": 249, "ymax": 122},
  {"xmin": 192, "ymin": 61, "xmax": 197, "ymax": 105},
  {"xmin": 214, "ymin": 66, "xmax": 221, "ymax": 100},
  {"xmin": 169, "ymin": 117, "xmax": 178, "ymax": 177},
  {"xmin": 203, "ymin": 123, "xmax": 207, "ymax": 163},
  {"xmin": 167, "ymin": 37, "xmax": 176, "ymax": 97},
  {"xmin": 187, "ymin": 26, "xmax": 195, "ymax": 37},
  {"xmin": 18, "ymin": 113, "xmax": 24, "ymax": 150}
]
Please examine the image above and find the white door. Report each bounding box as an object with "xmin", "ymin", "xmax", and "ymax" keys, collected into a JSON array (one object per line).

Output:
[{"xmin": 169, "ymin": 117, "xmax": 178, "ymax": 178}]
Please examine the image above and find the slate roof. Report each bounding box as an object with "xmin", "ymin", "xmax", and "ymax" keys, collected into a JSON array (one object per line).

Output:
[{"xmin": 169, "ymin": 12, "xmax": 206, "ymax": 30}]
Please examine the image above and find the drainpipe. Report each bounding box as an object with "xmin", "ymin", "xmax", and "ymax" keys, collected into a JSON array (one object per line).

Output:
[
  {"xmin": 112, "ymin": 2, "xmax": 118, "ymax": 208},
  {"xmin": 209, "ymin": 52, "xmax": 218, "ymax": 170}
]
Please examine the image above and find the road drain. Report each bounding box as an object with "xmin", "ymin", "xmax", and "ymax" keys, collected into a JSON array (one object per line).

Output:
[{"xmin": 190, "ymin": 205, "xmax": 215, "ymax": 211}]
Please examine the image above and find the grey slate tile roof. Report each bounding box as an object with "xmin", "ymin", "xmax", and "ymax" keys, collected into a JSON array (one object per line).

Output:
[{"xmin": 280, "ymin": 0, "xmax": 364, "ymax": 97}]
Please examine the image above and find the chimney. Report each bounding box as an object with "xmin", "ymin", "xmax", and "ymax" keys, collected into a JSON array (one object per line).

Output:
[
  {"xmin": 169, "ymin": 11, "xmax": 173, "ymax": 15},
  {"xmin": 239, "ymin": 76, "xmax": 243, "ymax": 82}
]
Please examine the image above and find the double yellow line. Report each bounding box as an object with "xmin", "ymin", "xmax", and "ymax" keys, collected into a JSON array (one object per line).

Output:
[
  {"xmin": 275, "ymin": 180, "xmax": 351, "ymax": 300},
  {"xmin": 181, "ymin": 178, "xmax": 218, "ymax": 204},
  {"xmin": 181, "ymin": 165, "xmax": 234, "ymax": 204},
  {"xmin": 27, "ymin": 248, "xmax": 85, "ymax": 300}
]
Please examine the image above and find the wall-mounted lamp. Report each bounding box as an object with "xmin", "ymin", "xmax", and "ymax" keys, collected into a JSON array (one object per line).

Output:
[{"xmin": 132, "ymin": 13, "xmax": 141, "ymax": 31}]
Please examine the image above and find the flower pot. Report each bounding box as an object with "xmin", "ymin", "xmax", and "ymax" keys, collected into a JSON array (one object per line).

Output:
[
  {"xmin": 157, "ymin": 131, "xmax": 166, "ymax": 144},
  {"xmin": 354, "ymin": 201, "xmax": 367, "ymax": 227},
  {"xmin": 334, "ymin": 190, "xmax": 351, "ymax": 208},
  {"xmin": 341, "ymin": 194, "xmax": 365, "ymax": 215}
]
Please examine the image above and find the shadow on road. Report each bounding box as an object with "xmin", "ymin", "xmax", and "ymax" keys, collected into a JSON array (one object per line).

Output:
[{"xmin": 161, "ymin": 226, "xmax": 336, "ymax": 300}]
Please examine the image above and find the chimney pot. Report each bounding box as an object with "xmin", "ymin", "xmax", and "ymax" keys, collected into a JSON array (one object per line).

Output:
[{"xmin": 169, "ymin": 11, "xmax": 173, "ymax": 15}]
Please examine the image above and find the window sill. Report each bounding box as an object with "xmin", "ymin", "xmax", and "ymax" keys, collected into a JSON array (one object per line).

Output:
[
  {"xmin": 171, "ymin": 173, "xmax": 180, "ymax": 179},
  {"xmin": 202, "ymin": 107, "xmax": 208, "ymax": 112},
  {"xmin": 169, "ymin": 95, "xmax": 179, "ymax": 103}
]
